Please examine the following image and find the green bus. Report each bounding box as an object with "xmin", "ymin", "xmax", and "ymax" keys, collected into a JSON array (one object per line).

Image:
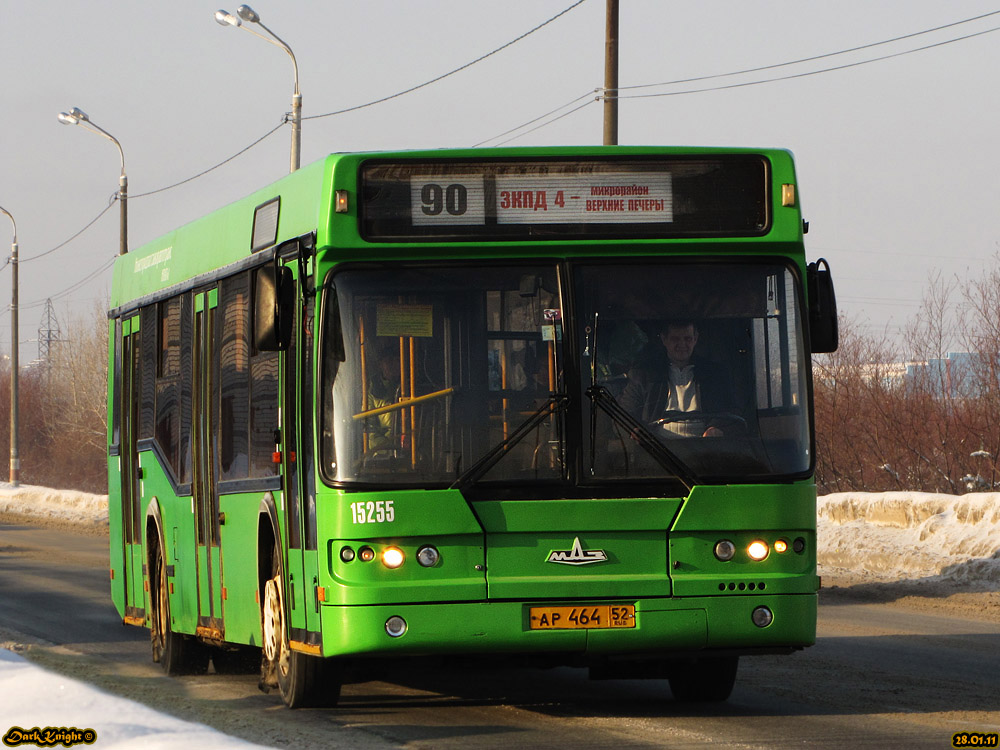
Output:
[{"xmin": 108, "ymin": 146, "xmax": 837, "ymax": 707}]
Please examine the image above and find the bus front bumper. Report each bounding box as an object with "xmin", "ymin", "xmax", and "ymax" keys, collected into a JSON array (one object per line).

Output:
[{"xmin": 315, "ymin": 593, "xmax": 816, "ymax": 659}]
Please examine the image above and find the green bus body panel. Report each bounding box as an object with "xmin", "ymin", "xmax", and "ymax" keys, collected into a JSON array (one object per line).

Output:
[
  {"xmin": 673, "ymin": 483, "xmax": 817, "ymax": 530},
  {"xmin": 669, "ymin": 483, "xmax": 820, "ymax": 598},
  {"xmin": 217, "ymin": 492, "xmax": 266, "ymax": 646},
  {"xmin": 474, "ymin": 498, "xmax": 682, "ymax": 600},
  {"xmin": 318, "ymin": 489, "xmax": 487, "ymax": 607},
  {"xmin": 107, "ymin": 458, "xmax": 125, "ymax": 618},
  {"xmin": 110, "ymin": 160, "xmax": 327, "ymax": 309}
]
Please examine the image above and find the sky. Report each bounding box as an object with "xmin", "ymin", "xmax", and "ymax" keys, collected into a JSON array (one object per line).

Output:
[{"xmin": 3, "ymin": 0, "xmax": 1000, "ymax": 362}]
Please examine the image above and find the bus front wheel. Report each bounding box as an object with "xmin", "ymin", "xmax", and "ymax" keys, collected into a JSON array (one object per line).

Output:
[{"xmin": 261, "ymin": 545, "xmax": 340, "ymax": 708}]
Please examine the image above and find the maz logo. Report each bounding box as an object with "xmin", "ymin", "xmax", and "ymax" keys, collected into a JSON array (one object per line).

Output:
[{"xmin": 546, "ymin": 537, "xmax": 609, "ymax": 566}]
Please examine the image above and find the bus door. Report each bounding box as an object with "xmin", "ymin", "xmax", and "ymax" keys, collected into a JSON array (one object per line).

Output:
[
  {"xmin": 193, "ymin": 289, "xmax": 224, "ymax": 638},
  {"xmin": 118, "ymin": 314, "xmax": 145, "ymax": 624},
  {"xmin": 281, "ymin": 271, "xmax": 321, "ymax": 642}
]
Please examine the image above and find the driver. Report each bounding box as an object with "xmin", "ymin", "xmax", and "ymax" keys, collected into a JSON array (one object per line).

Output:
[{"xmin": 620, "ymin": 320, "xmax": 731, "ymax": 437}]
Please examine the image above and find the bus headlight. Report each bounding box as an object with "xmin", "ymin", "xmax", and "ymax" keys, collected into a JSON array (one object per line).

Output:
[
  {"xmin": 747, "ymin": 541, "xmax": 769, "ymax": 561},
  {"xmin": 385, "ymin": 616, "xmax": 407, "ymax": 637},
  {"xmin": 381, "ymin": 547, "xmax": 405, "ymax": 569}
]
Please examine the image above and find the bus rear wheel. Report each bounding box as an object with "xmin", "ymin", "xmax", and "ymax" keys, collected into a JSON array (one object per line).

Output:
[
  {"xmin": 668, "ymin": 656, "xmax": 738, "ymax": 702},
  {"xmin": 261, "ymin": 546, "xmax": 341, "ymax": 708},
  {"xmin": 150, "ymin": 543, "xmax": 208, "ymax": 675}
]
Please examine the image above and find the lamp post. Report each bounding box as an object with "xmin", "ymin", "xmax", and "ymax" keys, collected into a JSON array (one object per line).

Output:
[
  {"xmin": 215, "ymin": 5, "xmax": 301, "ymax": 172},
  {"xmin": 57, "ymin": 108, "xmax": 128, "ymax": 255},
  {"xmin": 0, "ymin": 206, "xmax": 18, "ymax": 487}
]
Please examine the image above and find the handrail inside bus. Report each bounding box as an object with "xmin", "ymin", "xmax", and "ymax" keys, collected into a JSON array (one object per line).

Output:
[{"xmin": 352, "ymin": 387, "xmax": 456, "ymax": 420}]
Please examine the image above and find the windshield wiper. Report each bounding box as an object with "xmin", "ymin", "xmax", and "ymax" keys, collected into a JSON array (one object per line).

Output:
[
  {"xmin": 586, "ymin": 385, "xmax": 695, "ymax": 491},
  {"xmin": 450, "ymin": 394, "xmax": 570, "ymax": 490}
]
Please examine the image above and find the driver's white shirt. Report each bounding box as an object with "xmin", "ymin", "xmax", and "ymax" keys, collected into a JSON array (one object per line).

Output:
[{"xmin": 663, "ymin": 363, "xmax": 704, "ymax": 437}]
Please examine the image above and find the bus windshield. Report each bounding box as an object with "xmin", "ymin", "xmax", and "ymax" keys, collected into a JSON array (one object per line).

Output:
[
  {"xmin": 320, "ymin": 265, "xmax": 567, "ymax": 487},
  {"xmin": 577, "ymin": 261, "xmax": 811, "ymax": 482},
  {"xmin": 319, "ymin": 260, "xmax": 810, "ymax": 490}
]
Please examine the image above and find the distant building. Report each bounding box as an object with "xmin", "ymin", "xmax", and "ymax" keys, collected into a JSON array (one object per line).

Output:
[{"xmin": 814, "ymin": 352, "xmax": 996, "ymax": 399}]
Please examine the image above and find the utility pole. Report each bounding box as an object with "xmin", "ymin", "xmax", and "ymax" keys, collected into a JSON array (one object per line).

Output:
[
  {"xmin": 603, "ymin": 0, "xmax": 619, "ymax": 145},
  {"xmin": 0, "ymin": 206, "xmax": 18, "ymax": 487}
]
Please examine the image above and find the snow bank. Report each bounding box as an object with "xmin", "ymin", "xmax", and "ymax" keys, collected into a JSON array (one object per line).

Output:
[
  {"xmin": 0, "ymin": 649, "xmax": 271, "ymax": 749},
  {"xmin": 819, "ymin": 492, "xmax": 1000, "ymax": 586},
  {"xmin": 0, "ymin": 483, "xmax": 107, "ymax": 528}
]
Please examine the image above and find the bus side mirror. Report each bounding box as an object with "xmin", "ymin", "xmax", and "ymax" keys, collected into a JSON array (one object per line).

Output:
[
  {"xmin": 807, "ymin": 258, "xmax": 838, "ymax": 353},
  {"xmin": 255, "ymin": 265, "xmax": 294, "ymax": 351}
]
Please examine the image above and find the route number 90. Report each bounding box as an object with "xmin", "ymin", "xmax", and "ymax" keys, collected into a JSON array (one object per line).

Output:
[{"xmin": 420, "ymin": 183, "xmax": 468, "ymax": 216}]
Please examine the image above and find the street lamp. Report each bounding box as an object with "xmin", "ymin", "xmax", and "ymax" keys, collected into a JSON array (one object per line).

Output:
[
  {"xmin": 57, "ymin": 108, "xmax": 128, "ymax": 255},
  {"xmin": 0, "ymin": 206, "xmax": 18, "ymax": 487},
  {"xmin": 215, "ymin": 5, "xmax": 302, "ymax": 172}
]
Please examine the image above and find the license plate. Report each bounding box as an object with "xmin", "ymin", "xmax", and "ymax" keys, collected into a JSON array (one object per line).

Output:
[{"xmin": 529, "ymin": 604, "xmax": 635, "ymax": 630}]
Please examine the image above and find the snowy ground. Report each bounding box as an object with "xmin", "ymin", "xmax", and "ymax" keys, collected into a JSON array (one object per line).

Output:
[
  {"xmin": 0, "ymin": 649, "xmax": 272, "ymax": 749},
  {"xmin": 2, "ymin": 483, "xmax": 999, "ymax": 747}
]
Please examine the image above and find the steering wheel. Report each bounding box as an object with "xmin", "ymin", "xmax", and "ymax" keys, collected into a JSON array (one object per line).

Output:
[{"xmin": 649, "ymin": 412, "xmax": 747, "ymax": 435}]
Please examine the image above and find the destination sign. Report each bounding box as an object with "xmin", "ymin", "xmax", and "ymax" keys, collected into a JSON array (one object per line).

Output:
[{"xmin": 361, "ymin": 156, "xmax": 767, "ymax": 241}]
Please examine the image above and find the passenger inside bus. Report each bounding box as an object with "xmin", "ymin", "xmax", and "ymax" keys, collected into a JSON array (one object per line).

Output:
[
  {"xmin": 361, "ymin": 341, "xmax": 400, "ymax": 454},
  {"xmin": 619, "ymin": 320, "xmax": 737, "ymax": 438}
]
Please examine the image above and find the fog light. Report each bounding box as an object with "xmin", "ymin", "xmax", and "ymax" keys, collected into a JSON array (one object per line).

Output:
[
  {"xmin": 340, "ymin": 546, "xmax": 356, "ymax": 563},
  {"xmin": 747, "ymin": 541, "xmax": 769, "ymax": 561},
  {"xmin": 714, "ymin": 540, "xmax": 736, "ymax": 562},
  {"xmin": 359, "ymin": 546, "xmax": 376, "ymax": 562},
  {"xmin": 382, "ymin": 547, "xmax": 405, "ymax": 569},
  {"xmin": 774, "ymin": 539, "xmax": 788, "ymax": 554},
  {"xmin": 417, "ymin": 545, "xmax": 440, "ymax": 567},
  {"xmin": 385, "ymin": 616, "xmax": 407, "ymax": 637},
  {"xmin": 752, "ymin": 606, "xmax": 774, "ymax": 628}
]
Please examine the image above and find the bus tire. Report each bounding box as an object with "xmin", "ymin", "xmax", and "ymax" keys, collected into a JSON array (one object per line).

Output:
[
  {"xmin": 668, "ymin": 656, "xmax": 738, "ymax": 702},
  {"xmin": 261, "ymin": 543, "xmax": 341, "ymax": 708},
  {"xmin": 151, "ymin": 542, "xmax": 208, "ymax": 675}
]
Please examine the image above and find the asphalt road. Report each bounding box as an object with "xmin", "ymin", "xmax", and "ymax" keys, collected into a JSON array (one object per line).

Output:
[{"xmin": 1, "ymin": 519, "xmax": 998, "ymax": 749}]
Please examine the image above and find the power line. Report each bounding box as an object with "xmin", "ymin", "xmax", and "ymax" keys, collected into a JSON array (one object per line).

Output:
[
  {"xmin": 303, "ymin": 0, "xmax": 589, "ymax": 122},
  {"xmin": 615, "ymin": 22, "xmax": 1000, "ymax": 101},
  {"xmin": 21, "ymin": 254, "xmax": 117, "ymax": 311},
  {"xmin": 21, "ymin": 201, "xmax": 115, "ymax": 264},
  {"xmin": 473, "ymin": 91, "xmax": 598, "ymax": 147},
  {"xmin": 615, "ymin": 8, "xmax": 1000, "ymax": 95},
  {"xmin": 131, "ymin": 121, "xmax": 285, "ymax": 199},
  {"xmin": 475, "ymin": 9, "xmax": 1000, "ymax": 145}
]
